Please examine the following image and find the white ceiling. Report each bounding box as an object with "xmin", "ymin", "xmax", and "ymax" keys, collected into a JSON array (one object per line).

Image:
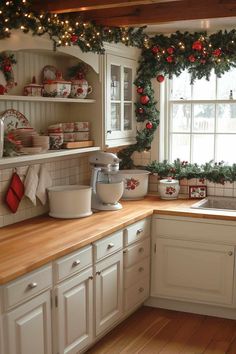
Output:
[{"xmin": 145, "ymin": 17, "xmax": 236, "ymax": 34}]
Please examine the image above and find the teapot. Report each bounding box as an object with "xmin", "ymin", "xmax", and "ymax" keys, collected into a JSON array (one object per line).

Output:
[{"xmin": 70, "ymin": 73, "xmax": 92, "ymax": 99}]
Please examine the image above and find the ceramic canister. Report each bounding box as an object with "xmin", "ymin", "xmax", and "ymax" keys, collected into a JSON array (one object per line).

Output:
[
  {"xmin": 70, "ymin": 78, "xmax": 92, "ymax": 99},
  {"xmin": 158, "ymin": 179, "xmax": 180, "ymax": 200}
]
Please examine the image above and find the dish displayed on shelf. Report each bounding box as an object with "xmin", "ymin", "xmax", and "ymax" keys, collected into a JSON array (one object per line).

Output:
[
  {"xmin": 42, "ymin": 65, "xmax": 57, "ymax": 82},
  {"xmin": 0, "ymin": 109, "xmax": 31, "ymax": 132}
]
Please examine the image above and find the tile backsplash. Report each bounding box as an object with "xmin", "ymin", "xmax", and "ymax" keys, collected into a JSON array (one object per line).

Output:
[{"xmin": 0, "ymin": 154, "xmax": 91, "ymax": 228}]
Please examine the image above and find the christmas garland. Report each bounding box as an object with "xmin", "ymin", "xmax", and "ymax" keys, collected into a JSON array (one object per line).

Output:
[
  {"xmin": 146, "ymin": 159, "xmax": 236, "ymax": 185},
  {"xmin": 118, "ymin": 30, "xmax": 236, "ymax": 169},
  {"xmin": 0, "ymin": 52, "xmax": 16, "ymax": 91}
]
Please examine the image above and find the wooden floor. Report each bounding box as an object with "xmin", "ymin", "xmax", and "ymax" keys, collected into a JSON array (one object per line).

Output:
[{"xmin": 86, "ymin": 306, "xmax": 236, "ymax": 354}]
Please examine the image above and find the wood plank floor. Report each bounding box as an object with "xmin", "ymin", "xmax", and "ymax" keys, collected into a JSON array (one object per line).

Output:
[{"xmin": 86, "ymin": 307, "xmax": 236, "ymax": 354}]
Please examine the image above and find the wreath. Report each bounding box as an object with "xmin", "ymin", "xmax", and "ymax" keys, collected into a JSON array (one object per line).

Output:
[{"xmin": 0, "ymin": 52, "xmax": 16, "ymax": 92}]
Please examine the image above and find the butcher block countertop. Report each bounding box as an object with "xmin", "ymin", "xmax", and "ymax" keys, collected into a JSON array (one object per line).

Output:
[{"xmin": 0, "ymin": 196, "xmax": 236, "ymax": 285}]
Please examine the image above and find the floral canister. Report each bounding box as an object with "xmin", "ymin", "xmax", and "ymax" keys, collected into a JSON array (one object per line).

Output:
[
  {"xmin": 43, "ymin": 71, "xmax": 71, "ymax": 98},
  {"xmin": 23, "ymin": 76, "xmax": 43, "ymax": 97},
  {"xmin": 158, "ymin": 178, "xmax": 180, "ymax": 200}
]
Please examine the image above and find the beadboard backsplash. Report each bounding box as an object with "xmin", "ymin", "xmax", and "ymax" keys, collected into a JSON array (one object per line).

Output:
[{"xmin": 0, "ymin": 155, "xmax": 91, "ymax": 227}]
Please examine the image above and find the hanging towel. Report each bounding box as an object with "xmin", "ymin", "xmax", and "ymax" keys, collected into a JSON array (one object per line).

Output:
[
  {"xmin": 36, "ymin": 164, "xmax": 52, "ymax": 205},
  {"xmin": 5, "ymin": 172, "xmax": 25, "ymax": 213},
  {"xmin": 24, "ymin": 165, "xmax": 39, "ymax": 206}
]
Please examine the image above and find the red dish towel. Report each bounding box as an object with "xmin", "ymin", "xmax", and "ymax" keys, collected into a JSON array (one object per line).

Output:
[{"xmin": 5, "ymin": 172, "xmax": 25, "ymax": 213}]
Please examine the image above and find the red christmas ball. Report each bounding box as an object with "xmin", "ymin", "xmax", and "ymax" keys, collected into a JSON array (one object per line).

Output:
[
  {"xmin": 192, "ymin": 40, "xmax": 203, "ymax": 51},
  {"xmin": 3, "ymin": 65, "xmax": 11, "ymax": 72},
  {"xmin": 167, "ymin": 47, "xmax": 174, "ymax": 55},
  {"xmin": 151, "ymin": 46, "xmax": 159, "ymax": 54},
  {"xmin": 140, "ymin": 95, "xmax": 149, "ymax": 105},
  {"xmin": 138, "ymin": 107, "xmax": 144, "ymax": 114},
  {"xmin": 137, "ymin": 87, "xmax": 144, "ymax": 94},
  {"xmin": 188, "ymin": 55, "xmax": 196, "ymax": 63},
  {"xmin": 146, "ymin": 121, "xmax": 153, "ymax": 129},
  {"xmin": 156, "ymin": 74, "xmax": 165, "ymax": 83},
  {"xmin": 212, "ymin": 48, "xmax": 222, "ymax": 57},
  {"xmin": 166, "ymin": 56, "xmax": 173, "ymax": 63},
  {"xmin": 70, "ymin": 34, "xmax": 79, "ymax": 43}
]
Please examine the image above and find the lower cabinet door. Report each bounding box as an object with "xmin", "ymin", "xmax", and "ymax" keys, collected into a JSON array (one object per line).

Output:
[
  {"xmin": 5, "ymin": 291, "xmax": 52, "ymax": 354},
  {"xmin": 152, "ymin": 237, "xmax": 235, "ymax": 306},
  {"xmin": 95, "ymin": 251, "xmax": 123, "ymax": 336},
  {"xmin": 56, "ymin": 267, "xmax": 93, "ymax": 354}
]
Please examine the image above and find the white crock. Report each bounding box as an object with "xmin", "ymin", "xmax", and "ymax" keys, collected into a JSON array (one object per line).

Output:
[{"xmin": 158, "ymin": 179, "xmax": 180, "ymax": 200}]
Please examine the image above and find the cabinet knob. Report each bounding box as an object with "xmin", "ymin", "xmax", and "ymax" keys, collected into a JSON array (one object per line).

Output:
[
  {"xmin": 107, "ymin": 243, "xmax": 115, "ymax": 249},
  {"xmin": 123, "ymin": 250, "xmax": 128, "ymax": 254},
  {"xmin": 138, "ymin": 267, "xmax": 144, "ymax": 273},
  {"xmin": 27, "ymin": 282, "xmax": 37, "ymax": 290},
  {"xmin": 139, "ymin": 247, "xmax": 144, "ymax": 253},
  {"xmin": 96, "ymin": 271, "xmax": 101, "ymax": 276},
  {"xmin": 228, "ymin": 251, "xmax": 233, "ymax": 256},
  {"xmin": 136, "ymin": 228, "xmax": 143, "ymax": 235},
  {"xmin": 138, "ymin": 287, "xmax": 144, "ymax": 293},
  {"xmin": 72, "ymin": 260, "xmax": 81, "ymax": 267},
  {"xmin": 107, "ymin": 130, "xmax": 112, "ymax": 134},
  {"xmin": 88, "ymin": 276, "xmax": 93, "ymax": 280}
]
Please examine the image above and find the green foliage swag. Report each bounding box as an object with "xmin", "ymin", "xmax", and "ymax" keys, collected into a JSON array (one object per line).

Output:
[{"xmin": 147, "ymin": 159, "xmax": 236, "ymax": 185}]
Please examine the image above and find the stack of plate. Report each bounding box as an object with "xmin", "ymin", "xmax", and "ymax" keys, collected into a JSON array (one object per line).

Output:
[
  {"xmin": 33, "ymin": 135, "xmax": 50, "ymax": 151},
  {"xmin": 13, "ymin": 128, "xmax": 38, "ymax": 147}
]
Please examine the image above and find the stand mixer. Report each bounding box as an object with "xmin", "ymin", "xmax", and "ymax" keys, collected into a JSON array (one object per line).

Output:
[{"xmin": 89, "ymin": 151, "xmax": 124, "ymax": 211}]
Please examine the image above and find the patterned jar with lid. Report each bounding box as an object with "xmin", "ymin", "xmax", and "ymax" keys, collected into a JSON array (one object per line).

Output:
[{"xmin": 158, "ymin": 178, "xmax": 180, "ymax": 200}]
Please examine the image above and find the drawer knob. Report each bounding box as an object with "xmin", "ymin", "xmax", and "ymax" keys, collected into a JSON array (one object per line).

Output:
[
  {"xmin": 138, "ymin": 267, "xmax": 144, "ymax": 273},
  {"xmin": 139, "ymin": 247, "xmax": 144, "ymax": 253},
  {"xmin": 96, "ymin": 271, "xmax": 101, "ymax": 276},
  {"xmin": 27, "ymin": 282, "xmax": 37, "ymax": 290},
  {"xmin": 72, "ymin": 260, "xmax": 81, "ymax": 267},
  {"xmin": 107, "ymin": 243, "xmax": 115, "ymax": 249},
  {"xmin": 136, "ymin": 229, "xmax": 143, "ymax": 235},
  {"xmin": 228, "ymin": 251, "xmax": 233, "ymax": 256},
  {"xmin": 139, "ymin": 287, "xmax": 144, "ymax": 293}
]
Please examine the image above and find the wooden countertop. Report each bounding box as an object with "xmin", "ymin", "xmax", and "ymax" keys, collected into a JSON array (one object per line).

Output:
[{"xmin": 0, "ymin": 196, "xmax": 236, "ymax": 285}]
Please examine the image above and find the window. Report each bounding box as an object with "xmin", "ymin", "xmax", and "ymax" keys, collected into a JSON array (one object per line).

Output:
[{"xmin": 166, "ymin": 69, "xmax": 236, "ymax": 164}]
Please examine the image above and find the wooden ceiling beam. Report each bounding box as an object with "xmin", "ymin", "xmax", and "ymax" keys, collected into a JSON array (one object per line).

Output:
[
  {"xmin": 79, "ymin": 0, "xmax": 236, "ymax": 26},
  {"xmin": 31, "ymin": 0, "xmax": 180, "ymax": 14}
]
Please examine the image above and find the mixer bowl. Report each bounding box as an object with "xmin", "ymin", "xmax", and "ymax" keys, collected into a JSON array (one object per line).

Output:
[{"xmin": 96, "ymin": 181, "xmax": 124, "ymax": 204}]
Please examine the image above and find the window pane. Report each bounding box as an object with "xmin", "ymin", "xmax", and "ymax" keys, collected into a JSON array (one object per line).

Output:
[
  {"xmin": 192, "ymin": 72, "xmax": 216, "ymax": 100},
  {"xmin": 192, "ymin": 135, "xmax": 214, "ymax": 164},
  {"xmin": 171, "ymin": 104, "xmax": 191, "ymax": 132},
  {"xmin": 216, "ymin": 104, "xmax": 236, "ymax": 132},
  {"xmin": 170, "ymin": 134, "xmax": 190, "ymax": 162},
  {"xmin": 215, "ymin": 135, "xmax": 236, "ymax": 164},
  {"xmin": 170, "ymin": 71, "xmax": 191, "ymax": 100},
  {"xmin": 110, "ymin": 103, "xmax": 121, "ymax": 131},
  {"xmin": 193, "ymin": 104, "xmax": 215, "ymax": 132},
  {"xmin": 217, "ymin": 69, "xmax": 236, "ymax": 99},
  {"xmin": 124, "ymin": 103, "xmax": 132, "ymax": 131}
]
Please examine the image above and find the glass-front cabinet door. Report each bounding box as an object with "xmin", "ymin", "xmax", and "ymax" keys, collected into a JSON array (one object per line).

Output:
[{"xmin": 106, "ymin": 54, "xmax": 137, "ymax": 145}]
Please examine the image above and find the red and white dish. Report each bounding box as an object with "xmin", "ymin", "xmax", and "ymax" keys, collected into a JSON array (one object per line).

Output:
[{"xmin": 0, "ymin": 109, "xmax": 31, "ymax": 133}]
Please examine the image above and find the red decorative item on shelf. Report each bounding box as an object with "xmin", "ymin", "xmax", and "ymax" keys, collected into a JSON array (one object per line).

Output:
[
  {"xmin": 146, "ymin": 121, "xmax": 153, "ymax": 129},
  {"xmin": 137, "ymin": 87, "xmax": 144, "ymax": 94},
  {"xmin": 156, "ymin": 74, "xmax": 165, "ymax": 83},
  {"xmin": 151, "ymin": 46, "xmax": 159, "ymax": 54},
  {"xmin": 0, "ymin": 84, "xmax": 7, "ymax": 95},
  {"xmin": 213, "ymin": 48, "xmax": 222, "ymax": 57},
  {"xmin": 140, "ymin": 95, "xmax": 149, "ymax": 105},
  {"xmin": 192, "ymin": 40, "xmax": 203, "ymax": 51},
  {"xmin": 5, "ymin": 172, "xmax": 25, "ymax": 213},
  {"xmin": 70, "ymin": 34, "xmax": 79, "ymax": 43},
  {"xmin": 188, "ymin": 55, "xmax": 196, "ymax": 62}
]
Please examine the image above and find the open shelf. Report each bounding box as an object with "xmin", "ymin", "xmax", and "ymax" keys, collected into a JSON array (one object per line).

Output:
[
  {"xmin": 0, "ymin": 95, "xmax": 96, "ymax": 104},
  {"xmin": 0, "ymin": 146, "xmax": 100, "ymax": 168}
]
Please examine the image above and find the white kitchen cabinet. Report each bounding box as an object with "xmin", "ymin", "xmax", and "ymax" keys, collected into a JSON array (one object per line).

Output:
[
  {"xmin": 55, "ymin": 267, "xmax": 93, "ymax": 354},
  {"xmin": 4, "ymin": 291, "xmax": 52, "ymax": 354},
  {"xmin": 151, "ymin": 216, "xmax": 236, "ymax": 308},
  {"xmin": 94, "ymin": 250, "xmax": 123, "ymax": 336},
  {"xmin": 104, "ymin": 44, "xmax": 139, "ymax": 147}
]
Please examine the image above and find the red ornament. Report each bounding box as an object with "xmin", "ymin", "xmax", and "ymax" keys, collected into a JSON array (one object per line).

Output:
[
  {"xmin": 212, "ymin": 48, "xmax": 222, "ymax": 57},
  {"xmin": 166, "ymin": 56, "xmax": 173, "ymax": 63},
  {"xmin": 156, "ymin": 74, "xmax": 165, "ymax": 83},
  {"xmin": 137, "ymin": 87, "xmax": 144, "ymax": 94},
  {"xmin": 3, "ymin": 65, "xmax": 11, "ymax": 72},
  {"xmin": 146, "ymin": 121, "xmax": 153, "ymax": 129},
  {"xmin": 192, "ymin": 40, "xmax": 203, "ymax": 51},
  {"xmin": 167, "ymin": 47, "xmax": 174, "ymax": 54},
  {"xmin": 188, "ymin": 55, "xmax": 196, "ymax": 63},
  {"xmin": 151, "ymin": 46, "xmax": 159, "ymax": 54},
  {"xmin": 138, "ymin": 107, "xmax": 144, "ymax": 114},
  {"xmin": 200, "ymin": 59, "xmax": 206, "ymax": 64},
  {"xmin": 70, "ymin": 34, "xmax": 79, "ymax": 43},
  {"xmin": 140, "ymin": 95, "xmax": 149, "ymax": 105},
  {"xmin": 0, "ymin": 85, "xmax": 6, "ymax": 95}
]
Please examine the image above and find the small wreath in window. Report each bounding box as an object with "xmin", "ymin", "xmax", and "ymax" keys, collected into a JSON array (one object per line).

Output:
[{"xmin": 0, "ymin": 52, "xmax": 17, "ymax": 93}]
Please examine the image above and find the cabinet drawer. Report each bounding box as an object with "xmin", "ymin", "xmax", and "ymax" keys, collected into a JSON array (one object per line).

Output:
[
  {"xmin": 54, "ymin": 245, "xmax": 92, "ymax": 282},
  {"xmin": 3, "ymin": 265, "xmax": 52, "ymax": 310},
  {"xmin": 124, "ymin": 257, "xmax": 150, "ymax": 289},
  {"xmin": 93, "ymin": 230, "xmax": 123, "ymax": 262},
  {"xmin": 124, "ymin": 238, "xmax": 150, "ymax": 268},
  {"xmin": 124, "ymin": 277, "xmax": 149, "ymax": 312},
  {"xmin": 124, "ymin": 218, "xmax": 151, "ymax": 246}
]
